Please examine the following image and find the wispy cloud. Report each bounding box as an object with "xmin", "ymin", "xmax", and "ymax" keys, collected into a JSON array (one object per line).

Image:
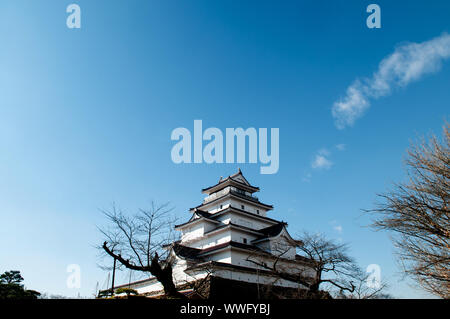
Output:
[
  {"xmin": 304, "ymin": 145, "xmax": 346, "ymax": 181},
  {"xmin": 302, "ymin": 173, "xmax": 312, "ymax": 182},
  {"xmin": 333, "ymin": 225, "xmax": 343, "ymax": 234},
  {"xmin": 332, "ymin": 33, "xmax": 450, "ymax": 129},
  {"xmin": 330, "ymin": 220, "xmax": 343, "ymax": 235},
  {"xmin": 311, "ymin": 149, "xmax": 333, "ymax": 170}
]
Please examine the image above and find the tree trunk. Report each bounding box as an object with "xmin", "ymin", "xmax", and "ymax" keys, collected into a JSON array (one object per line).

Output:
[
  {"xmin": 309, "ymin": 271, "xmax": 322, "ymax": 293},
  {"xmin": 150, "ymin": 259, "xmax": 184, "ymax": 298},
  {"xmin": 102, "ymin": 242, "xmax": 186, "ymax": 299}
]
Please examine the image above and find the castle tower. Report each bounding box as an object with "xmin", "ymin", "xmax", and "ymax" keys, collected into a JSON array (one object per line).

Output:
[{"xmin": 112, "ymin": 170, "xmax": 313, "ymax": 297}]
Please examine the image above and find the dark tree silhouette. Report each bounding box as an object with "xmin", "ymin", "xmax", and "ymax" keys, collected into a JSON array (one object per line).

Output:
[
  {"xmin": 0, "ymin": 270, "xmax": 40, "ymax": 299},
  {"xmin": 98, "ymin": 202, "xmax": 183, "ymax": 298},
  {"xmin": 246, "ymin": 232, "xmax": 364, "ymax": 297},
  {"xmin": 295, "ymin": 233, "xmax": 360, "ymax": 294},
  {"xmin": 0, "ymin": 271, "xmax": 24, "ymax": 285}
]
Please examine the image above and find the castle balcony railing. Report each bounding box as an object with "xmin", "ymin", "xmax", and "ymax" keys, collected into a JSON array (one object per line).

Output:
[
  {"xmin": 230, "ymin": 190, "xmax": 259, "ymax": 202},
  {"xmin": 203, "ymin": 187, "xmax": 259, "ymax": 204}
]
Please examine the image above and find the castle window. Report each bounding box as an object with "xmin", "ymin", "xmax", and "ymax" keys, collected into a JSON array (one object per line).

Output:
[
  {"xmin": 220, "ymin": 205, "xmax": 223, "ymax": 209},
  {"xmin": 242, "ymin": 238, "xmax": 247, "ymax": 244},
  {"xmin": 241, "ymin": 205, "xmax": 245, "ymax": 210},
  {"xmin": 256, "ymin": 209, "xmax": 260, "ymax": 214}
]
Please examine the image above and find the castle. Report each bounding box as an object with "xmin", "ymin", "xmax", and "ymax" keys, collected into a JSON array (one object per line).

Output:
[{"xmin": 114, "ymin": 170, "xmax": 314, "ymax": 298}]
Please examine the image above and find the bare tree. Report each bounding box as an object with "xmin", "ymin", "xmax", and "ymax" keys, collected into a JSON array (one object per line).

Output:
[
  {"xmin": 297, "ymin": 233, "xmax": 360, "ymax": 294},
  {"xmin": 245, "ymin": 237, "xmax": 313, "ymax": 293},
  {"xmin": 246, "ymin": 232, "xmax": 361, "ymax": 297},
  {"xmin": 367, "ymin": 123, "xmax": 450, "ymax": 298},
  {"xmin": 182, "ymin": 265, "xmax": 214, "ymax": 299},
  {"xmin": 336, "ymin": 269, "xmax": 390, "ymax": 299},
  {"xmin": 98, "ymin": 202, "xmax": 184, "ymax": 298}
]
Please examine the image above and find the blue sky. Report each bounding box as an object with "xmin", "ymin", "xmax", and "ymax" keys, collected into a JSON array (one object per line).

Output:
[{"xmin": 0, "ymin": 0, "xmax": 449, "ymax": 298}]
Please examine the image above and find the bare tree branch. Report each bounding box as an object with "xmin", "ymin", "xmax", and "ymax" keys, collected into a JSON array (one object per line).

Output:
[
  {"xmin": 366, "ymin": 122, "xmax": 450, "ymax": 299},
  {"xmin": 97, "ymin": 202, "xmax": 184, "ymax": 298},
  {"xmin": 245, "ymin": 232, "xmax": 363, "ymax": 296}
]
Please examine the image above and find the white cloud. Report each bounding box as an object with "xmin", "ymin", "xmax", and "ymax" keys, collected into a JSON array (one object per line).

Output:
[
  {"xmin": 310, "ymin": 148, "xmax": 333, "ymax": 170},
  {"xmin": 333, "ymin": 225, "xmax": 343, "ymax": 234},
  {"xmin": 335, "ymin": 143, "xmax": 346, "ymax": 151},
  {"xmin": 332, "ymin": 33, "xmax": 450, "ymax": 129},
  {"xmin": 311, "ymin": 152, "xmax": 333, "ymax": 170},
  {"xmin": 330, "ymin": 220, "xmax": 343, "ymax": 234},
  {"xmin": 317, "ymin": 148, "xmax": 330, "ymax": 156}
]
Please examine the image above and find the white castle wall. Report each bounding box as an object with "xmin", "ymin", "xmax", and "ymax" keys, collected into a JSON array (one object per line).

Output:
[
  {"xmin": 124, "ymin": 173, "xmax": 315, "ymax": 297},
  {"xmin": 183, "ymin": 227, "xmax": 262, "ymax": 249},
  {"xmin": 188, "ymin": 233, "xmax": 232, "ymax": 249},
  {"xmin": 180, "ymin": 222, "xmax": 204, "ymax": 242},
  {"xmin": 214, "ymin": 211, "xmax": 274, "ymax": 230},
  {"xmin": 203, "ymin": 193, "xmax": 270, "ymax": 218},
  {"xmin": 130, "ymin": 249, "xmax": 313, "ymax": 296},
  {"xmin": 212, "ymin": 268, "xmax": 307, "ymax": 289}
]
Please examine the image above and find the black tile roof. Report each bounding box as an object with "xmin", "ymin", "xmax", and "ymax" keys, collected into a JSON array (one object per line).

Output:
[
  {"xmin": 257, "ymin": 222, "xmax": 287, "ymax": 238},
  {"xmin": 173, "ymin": 241, "xmax": 264, "ymax": 260},
  {"xmin": 201, "ymin": 170, "xmax": 260, "ymax": 193},
  {"xmin": 192, "ymin": 191, "xmax": 273, "ymax": 211},
  {"xmin": 172, "ymin": 244, "xmax": 202, "ymax": 260},
  {"xmin": 194, "ymin": 209, "xmax": 213, "ymax": 218},
  {"xmin": 205, "ymin": 222, "xmax": 283, "ymax": 237},
  {"xmin": 174, "ymin": 209, "xmax": 219, "ymax": 228},
  {"xmin": 179, "ymin": 205, "xmax": 280, "ymax": 230}
]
